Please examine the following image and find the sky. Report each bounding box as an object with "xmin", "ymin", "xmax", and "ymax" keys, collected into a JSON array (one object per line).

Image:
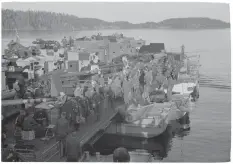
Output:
[{"xmin": 2, "ymin": 2, "xmax": 230, "ymax": 23}]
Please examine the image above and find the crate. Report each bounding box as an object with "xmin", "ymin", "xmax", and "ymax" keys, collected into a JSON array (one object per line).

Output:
[{"xmin": 21, "ymin": 131, "xmax": 35, "ymax": 141}]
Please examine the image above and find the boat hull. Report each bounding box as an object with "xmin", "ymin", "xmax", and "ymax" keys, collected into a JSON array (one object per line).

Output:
[
  {"xmin": 115, "ymin": 120, "xmax": 167, "ymax": 138},
  {"xmin": 106, "ymin": 115, "xmax": 169, "ymax": 138}
]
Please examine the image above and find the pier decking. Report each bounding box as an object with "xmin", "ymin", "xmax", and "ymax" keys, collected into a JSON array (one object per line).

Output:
[{"xmin": 5, "ymin": 96, "xmax": 124, "ymax": 162}]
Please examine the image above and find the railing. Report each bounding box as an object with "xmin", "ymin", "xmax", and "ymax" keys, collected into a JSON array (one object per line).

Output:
[
  {"xmin": 15, "ymin": 148, "xmax": 36, "ymax": 161},
  {"xmin": 2, "ymin": 147, "xmax": 36, "ymax": 162},
  {"xmin": 2, "ymin": 141, "xmax": 60, "ymax": 162},
  {"xmin": 37, "ymin": 141, "xmax": 60, "ymax": 162}
]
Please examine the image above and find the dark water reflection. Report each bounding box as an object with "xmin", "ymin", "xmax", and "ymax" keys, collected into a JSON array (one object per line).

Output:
[{"xmin": 88, "ymin": 114, "xmax": 191, "ymax": 161}]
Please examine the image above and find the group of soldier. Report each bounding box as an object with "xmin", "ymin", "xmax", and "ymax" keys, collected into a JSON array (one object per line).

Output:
[{"xmin": 3, "ymin": 50, "xmax": 182, "ymax": 162}]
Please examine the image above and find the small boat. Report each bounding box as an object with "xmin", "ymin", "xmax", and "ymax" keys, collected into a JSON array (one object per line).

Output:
[
  {"xmin": 166, "ymin": 79, "xmax": 199, "ymax": 122},
  {"xmin": 165, "ymin": 53, "xmax": 200, "ymax": 122},
  {"xmin": 111, "ymin": 102, "xmax": 172, "ymax": 138},
  {"xmin": 32, "ymin": 39, "xmax": 60, "ymax": 49},
  {"xmin": 105, "ymin": 46, "xmax": 200, "ymax": 139},
  {"xmin": 107, "ymin": 94, "xmax": 193, "ymax": 138}
]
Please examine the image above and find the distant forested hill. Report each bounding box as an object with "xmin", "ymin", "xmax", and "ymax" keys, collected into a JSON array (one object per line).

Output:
[
  {"xmin": 2, "ymin": 9, "xmax": 230, "ymax": 31},
  {"xmin": 156, "ymin": 17, "xmax": 230, "ymax": 29}
]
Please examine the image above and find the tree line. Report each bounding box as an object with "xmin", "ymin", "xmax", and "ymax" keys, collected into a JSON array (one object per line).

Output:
[
  {"xmin": 2, "ymin": 9, "xmax": 109, "ymax": 31},
  {"xmin": 2, "ymin": 9, "xmax": 230, "ymax": 31}
]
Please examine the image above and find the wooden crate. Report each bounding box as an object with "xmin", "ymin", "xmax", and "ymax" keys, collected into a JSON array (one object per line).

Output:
[{"xmin": 21, "ymin": 131, "xmax": 35, "ymax": 141}]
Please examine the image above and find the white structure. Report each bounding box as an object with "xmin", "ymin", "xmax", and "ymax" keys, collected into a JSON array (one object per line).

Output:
[
  {"xmin": 46, "ymin": 61, "xmax": 55, "ymax": 72},
  {"xmin": 67, "ymin": 51, "xmax": 90, "ymax": 71},
  {"xmin": 90, "ymin": 65, "xmax": 99, "ymax": 72},
  {"xmin": 68, "ymin": 51, "xmax": 79, "ymax": 61},
  {"xmin": 172, "ymin": 82, "xmax": 196, "ymax": 95}
]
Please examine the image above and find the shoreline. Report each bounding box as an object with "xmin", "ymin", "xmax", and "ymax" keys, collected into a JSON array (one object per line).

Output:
[{"xmin": 2, "ymin": 27, "xmax": 230, "ymax": 32}]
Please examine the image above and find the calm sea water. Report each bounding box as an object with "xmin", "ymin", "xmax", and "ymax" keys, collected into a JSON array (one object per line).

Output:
[{"xmin": 2, "ymin": 29, "xmax": 231, "ymax": 162}]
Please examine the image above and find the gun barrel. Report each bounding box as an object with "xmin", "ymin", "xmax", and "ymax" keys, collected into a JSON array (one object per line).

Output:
[{"xmin": 2, "ymin": 98, "xmax": 54, "ymax": 106}]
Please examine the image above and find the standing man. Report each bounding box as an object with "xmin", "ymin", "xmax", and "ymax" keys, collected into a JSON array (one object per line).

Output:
[
  {"xmin": 69, "ymin": 36, "xmax": 74, "ymax": 47},
  {"xmin": 61, "ymin": 36, "xmax": 68, "ymax": 48},
  {"xmin": 123, "ymin": 76, "xmax": 131, "ymax": 105},
  {"xmin": 98, "ymin": 73, "xmax": 105, "ymax": 87},
  {"xmin": 74, "ymin": 84, "xmax": 82, "ymax": 98},
  {"xmin": 55, "ymin": 112, "xmax": 69, "ymax": 158},
  {"xmin": 15, "ymin": 109, "xmax": 26, "ymax": 129},
  {"xmin": 98, "ymin": 73, "xmax": 105, "ymax": 99},
  {"xmin": 139, "ymin": 69, "xmax": 145, "ymax": 94},
  {"xmin": 66, "ymin": 123, "xmax": 82, "ymax": 162},
  {"xmin": 13, "ymin": 80, "xmax": 20, "ymax": 98},
  {"xmin": 107, "ymin": 76, "xmax": 114, "ymax": 109}
]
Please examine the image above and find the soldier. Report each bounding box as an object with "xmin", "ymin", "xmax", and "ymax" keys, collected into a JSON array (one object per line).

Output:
[
  {"xmin": 22, "ymin": 111, "xmax": 39, "ymax": 131},
  {"xmin": 55, "ymin": 112, "xmax": 70, "ymax": 158},
  {"xmin": 98, "ymin": 73, "xmax": 105, "ymax": 87},
  {"xmin": 33, "ymin": 108, "xmax": 49, "ymax": 127},
  {"xmin": 55, "ymin": 92, "xmax": 68, "ymax": 108},
  {"xmin": 66, "ymin": 123, "xmax": 81, "ymax": 162},
  {"xmin": 98, "ymin": 73, "xmax": 105, "ymax": 99},
  {"xmin": 123, "ymin": 76, "xmax": 131, "ymax": 105},
  {"xmin": 15, "ymin": 109, "xmax": 26, "ymax": 129},
  {"xmin": 13, "ymin": 80, "xmax": 20, "ymax": 98},
  {"xmin": 69, "ymin": 36, "xmax": 74, "ymax": 47},
  {"xmin": 107, "ymin": 76, "xmax": 114, "ymax": 108},
  {"xmin": 139, "ymin": 69, "xmax": 145, "ymax": 94},
  {"xmin": 74, "ymin": 84, "xmax": 82, "ymax": 98},
  {"xmin": 113, "ymin": 147, "xmax": 130, "ymax": 162},
  {"xmin": 2, "ymin": 124, "xmax": 7, "ymax": 148},
  {"xmin": 61, "ymin": 36, "xmax": 68, "ymax": 48}
]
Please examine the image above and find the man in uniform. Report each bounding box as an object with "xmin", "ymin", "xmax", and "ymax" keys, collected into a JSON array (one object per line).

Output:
[
  {"xmin": 139, "ymin": 69, "xmax": 145, "ymax": 94},
  {"xmin": 13, "ymin": 80, "xmax": 20, "ymax": 98},
  {"xmin": 55, "ymin": 112, "xmax": 69, "ymax": 158},
  {"xmin": 61, "ymin": 36, "xmax": 68, "ymax": 48},
  {"xmin": 74, "ymin": 84, "xmax": 82, "ymax": 98},
  {"xmin": 22, "ymin": 111, "xmax": 39, "ymax": 131},
  {"xmin": 113, "ymin": 147, "xmax": 130, "ymax": 162},
  {"xmin": 55, "ymin": 92, "xmax": 68, "ymax": 108},
  {"xmin": 66, "ymin": 123, "xmax": 81, "ymax": 161}
]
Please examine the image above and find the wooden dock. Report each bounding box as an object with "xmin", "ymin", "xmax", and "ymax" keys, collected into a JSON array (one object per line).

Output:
[
  {"xmin": 45, "ymin": 96, "xmax": 124, "ymax": 162},
  {"xmin": 3, "ymin": 95, "xmax": 124, "ymax": 162}
]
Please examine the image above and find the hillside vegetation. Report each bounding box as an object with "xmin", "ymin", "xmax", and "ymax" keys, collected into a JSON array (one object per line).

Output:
[{"xmin": 2, "ymin": 9, "xmax": 230, "ymax": 31}]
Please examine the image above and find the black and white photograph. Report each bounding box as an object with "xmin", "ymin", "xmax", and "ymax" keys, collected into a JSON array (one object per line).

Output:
[{"xmin": 1, "ymin": 1, "xmax": 231, "ymax": 162}]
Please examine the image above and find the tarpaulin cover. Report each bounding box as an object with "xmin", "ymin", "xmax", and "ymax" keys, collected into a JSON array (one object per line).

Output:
[{"xmin": 139, "ymin": 43, "xmax": 165, "ymax": 54}]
